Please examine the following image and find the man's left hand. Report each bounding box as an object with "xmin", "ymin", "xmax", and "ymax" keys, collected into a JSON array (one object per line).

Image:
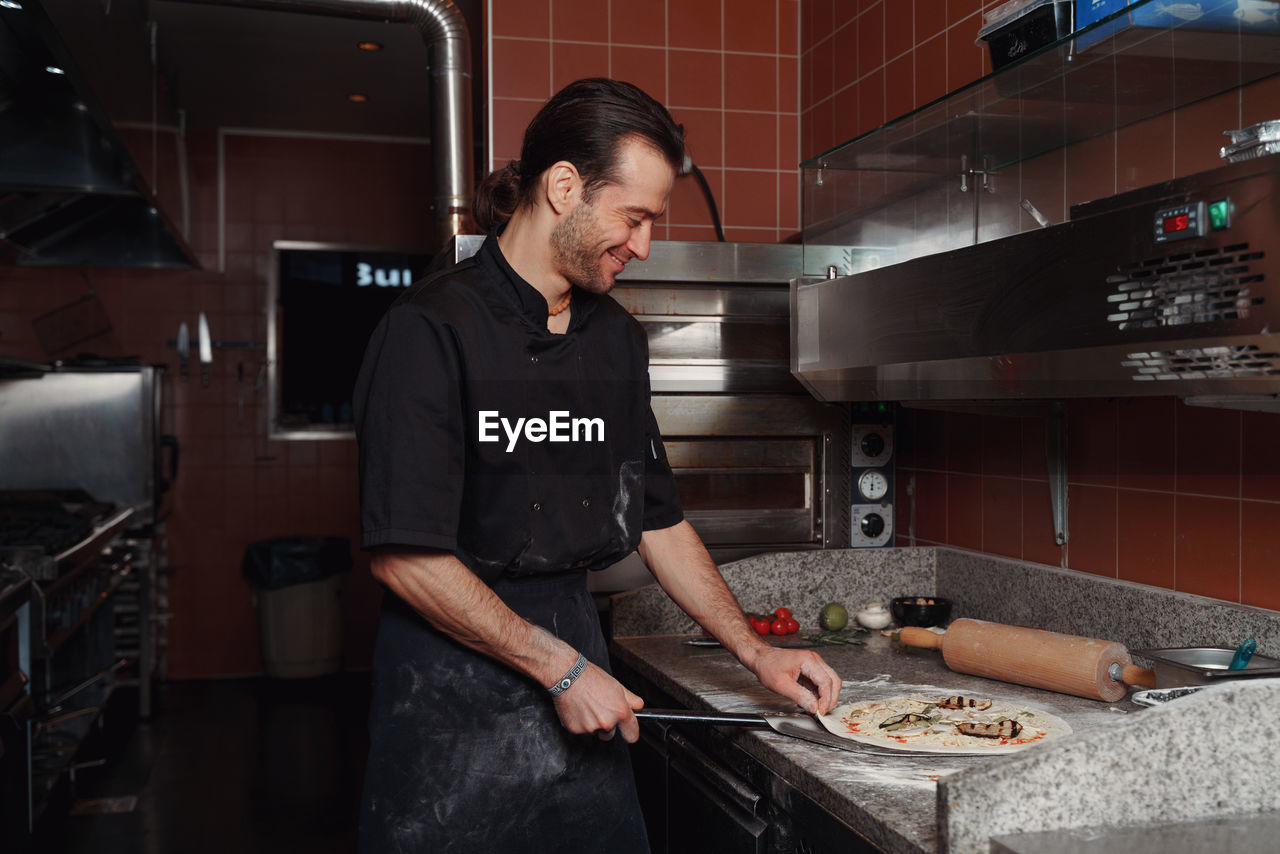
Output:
[{"xmin": 745, "ymin": 646, "xmax": 842, "ymax": 716}]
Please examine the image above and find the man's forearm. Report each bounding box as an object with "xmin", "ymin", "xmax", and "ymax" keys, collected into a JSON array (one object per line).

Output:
[
  {"xmin": 371, "ymin": 547, "xmax": 577, "ymax": 687},
  {"xmin": 638, "ymin": 521, "xmax": 770, "ymax": 670},
  {"xmin": 639, "ymin": 520, "xmax": 843, "ymax": 715}
]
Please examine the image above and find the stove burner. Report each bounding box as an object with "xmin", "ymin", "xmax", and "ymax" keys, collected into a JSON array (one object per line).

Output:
[{"xmin": 0, "ymin": 490, "xmax": 116, "ymax": 555}]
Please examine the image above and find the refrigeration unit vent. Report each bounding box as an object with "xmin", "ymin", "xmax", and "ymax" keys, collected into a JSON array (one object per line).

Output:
[
  {"xmin": 790, "ymin": 156, "xmax": 1280, "ymax": 403},
  {"xmin": 1106, "ymin": 243, "xmax": 1265, "ymax": 330},
  {"xmin": 1121, "ymin": 345, "xmax": 1280, "ymax": 382}
]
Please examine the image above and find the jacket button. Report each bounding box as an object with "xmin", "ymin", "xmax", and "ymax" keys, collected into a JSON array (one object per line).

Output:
[
  {"xmin": 582, "ymin": 498, "xmax": 590, "ymax": 508},
  {"xmin": 532, "ymin": 502, "xmax": 541, "ymax": 511}
]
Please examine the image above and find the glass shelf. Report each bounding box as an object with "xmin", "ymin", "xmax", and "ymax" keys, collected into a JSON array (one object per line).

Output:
[{"xmin": 801, "ymin": 0, "xmax": 1280, "ymax": 273}]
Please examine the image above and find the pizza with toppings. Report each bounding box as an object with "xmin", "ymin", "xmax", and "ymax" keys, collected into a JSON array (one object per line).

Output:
[{"xmin": 817, "ymin": 695, "xmax": 1072, "ymax": 754}]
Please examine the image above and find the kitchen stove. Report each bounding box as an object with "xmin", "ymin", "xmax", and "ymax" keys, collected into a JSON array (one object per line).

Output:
[{"xmin": 0, "ymin": 490, "xmax": 117, "ymax": 557}]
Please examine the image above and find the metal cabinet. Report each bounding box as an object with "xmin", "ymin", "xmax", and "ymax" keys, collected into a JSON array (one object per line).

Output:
[
  {"xmin": 617, "ymin": 658, "xmax": 879, "ymax": 854},
  {"xmin": 667, "ymin": 730, "xmax": 767, "ymax": 854}
]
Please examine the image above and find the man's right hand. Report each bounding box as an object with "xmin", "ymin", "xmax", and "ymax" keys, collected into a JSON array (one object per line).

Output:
[
  {"xmin": 372, "ymin": 548, "xmax": 647, "ymax": 741},
  {"xmin": 550, "ymin": 662, "xmax": 645, "ymax": 743}
]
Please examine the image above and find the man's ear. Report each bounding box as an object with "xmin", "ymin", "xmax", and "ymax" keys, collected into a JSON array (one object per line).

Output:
[{"xmin": 544, "ymin": 160, "xmax": 582, "ymax": 215}]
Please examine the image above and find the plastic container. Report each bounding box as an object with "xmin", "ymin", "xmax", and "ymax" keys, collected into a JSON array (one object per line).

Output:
[
  {"xmin": 978, "ymin": 0, "xmax": 1075, "ymax": 68},
  {"xmin": 254, "ymin": 574, "xmax": 345, "ymax": 678},
  {"xmin": 1077, "ymin": 0, "xmax": 1280, "ymax": 53},
  {"xmin": 242, "ymin": 537, "xmax": 351, "ymax": 678}
]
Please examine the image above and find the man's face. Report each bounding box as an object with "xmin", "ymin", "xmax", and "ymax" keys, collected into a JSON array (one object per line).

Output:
[{"xmin": 551, "ymin": 137, "xmax": 676, "ymax": 295}]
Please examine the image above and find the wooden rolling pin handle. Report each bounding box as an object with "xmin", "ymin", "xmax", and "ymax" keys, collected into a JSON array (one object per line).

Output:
[
  {"xmin": 899, "ymin": 627, "xmax": 943, "ymax": 649},
  {"xmin": 1109, "ymin": 661, "xmax": 1157, "ymax": 689},
  {"xmin": 1120, "ymin": 664, "xmax": 1156, "ymax": 689}
]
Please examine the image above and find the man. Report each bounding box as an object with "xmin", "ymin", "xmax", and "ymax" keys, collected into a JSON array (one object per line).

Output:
[{"xmin": 354, "ymin": 78, "xmax": 841, "ymax": 853}]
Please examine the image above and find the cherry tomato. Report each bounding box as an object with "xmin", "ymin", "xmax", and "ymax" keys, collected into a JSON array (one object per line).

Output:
[
  {"xmin": 785, "ymin": 617, "xmax": 800, "ymax": 634},
  {"xmin": 749, "ymin": 616, "xmax": 770, "ymax": 635},
  {"xmin": 770, "ymin": 618, "xmax": 788, "ymax": 636},
  {"xmin": 774, "ymin": 607, "xmax": 792, "ymax": 620}
]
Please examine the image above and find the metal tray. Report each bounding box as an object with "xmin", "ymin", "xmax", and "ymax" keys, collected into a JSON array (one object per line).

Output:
[
  {"xmin": 1221, "ymin": 119, "xmax": 1280, "ymax": 162},
  {"xmin": 1135, "ymin": 647, "xmax": 1280, "ymax": 686}
]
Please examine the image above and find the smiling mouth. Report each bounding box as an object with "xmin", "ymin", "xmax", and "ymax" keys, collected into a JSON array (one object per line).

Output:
[{"xmin": 607, "ymin": 250, "xmax": 627, "ymax": 271}]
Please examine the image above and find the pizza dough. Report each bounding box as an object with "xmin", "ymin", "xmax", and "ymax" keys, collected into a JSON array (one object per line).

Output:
[{"xmin": 817, "ymin": 695, "xmax": 1072, "ymax": 755}]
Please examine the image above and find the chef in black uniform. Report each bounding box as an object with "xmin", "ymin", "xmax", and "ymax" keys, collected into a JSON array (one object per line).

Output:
[{"xmin": 354, "ymin": 78, "xmax": 842, "ymax": 853}]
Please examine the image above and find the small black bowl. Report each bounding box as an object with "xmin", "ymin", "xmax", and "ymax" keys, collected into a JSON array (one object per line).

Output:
[{"xmin": 891, "ymin": 596, "xmax": 953, "ymax": 628}]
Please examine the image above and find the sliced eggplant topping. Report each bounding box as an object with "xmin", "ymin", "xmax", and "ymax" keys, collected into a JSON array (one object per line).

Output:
[
  {"xmin": 937, "ymin": 696, "xmax": 993, "ymax": 710},
  {"xmin": 879, "ymin": 713, "xmax": 933, "ymax": 731},
  {"xmin": 956, "ymin": 719, "xmax": 1022, "ymax": 739}
]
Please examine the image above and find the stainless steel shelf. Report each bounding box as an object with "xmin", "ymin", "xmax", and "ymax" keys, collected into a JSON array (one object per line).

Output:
[
  {"xmin": 803, "ymin": 0, "xmax": 1280, "ymax": 177},
  {"xmin": 801, "ymin": 0, "xmax": 1280, "ymax": 253}
]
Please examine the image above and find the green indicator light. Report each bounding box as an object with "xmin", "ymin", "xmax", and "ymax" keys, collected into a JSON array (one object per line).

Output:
[{"xmin": 1208, "ymin": 199, "xmax": 1230, "ymax": 230}]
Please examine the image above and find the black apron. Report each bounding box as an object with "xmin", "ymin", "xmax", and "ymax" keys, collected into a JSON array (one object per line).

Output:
[{"xmin": 358, "ymin": 571, "xmax": 648, "ymax": 853}]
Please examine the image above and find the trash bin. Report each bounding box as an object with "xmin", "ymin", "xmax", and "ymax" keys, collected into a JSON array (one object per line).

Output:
[{"xmin": 242, "ymin": 537, "xmax": 351, "ymax": 678}]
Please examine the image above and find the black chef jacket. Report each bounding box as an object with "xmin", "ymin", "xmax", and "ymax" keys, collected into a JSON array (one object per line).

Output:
[
  {"xmin": 354, "ymin": 232, "xmax": 684, "ymax": 579},
  {"xmin": 352, "ymin": 233, "xmax": 682, "ymax": 853}
]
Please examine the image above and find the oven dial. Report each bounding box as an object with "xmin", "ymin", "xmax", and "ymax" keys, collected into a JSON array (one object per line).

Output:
[
  {"xmin": 860, "ymin": 513, "xmax": 885, "ymax": 538},
  {"xmin": 857, "ymin": 469, "xmax": 889, "ymax": 501}
]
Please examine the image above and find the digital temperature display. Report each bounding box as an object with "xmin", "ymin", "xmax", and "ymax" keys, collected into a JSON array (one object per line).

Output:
[{"xmin": 1154, "ymin": 202, "xmax": 1204, "ymax": 243}]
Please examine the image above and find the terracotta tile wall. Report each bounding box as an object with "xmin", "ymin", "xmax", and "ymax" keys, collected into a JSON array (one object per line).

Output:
[
  {"xmin": 488, "ymin": 0, "xmax": 802, "ymax": 242},
  {"xmin": 798, "ymin": 1, "xmax": 1280, "ymax": 607},
  {"xmin": 0, "ymin": 130, "xmax": 432, "ymax": 677},
  {"xmin": 894, "ymin": 403, "xmax": 1280, "ymax": 610},
  {"xmin": 801, "ymin": 0, "xmax": 995, "ymax": 162}
]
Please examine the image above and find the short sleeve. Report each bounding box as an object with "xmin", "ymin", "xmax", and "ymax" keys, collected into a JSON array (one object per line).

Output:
[
  {"xmin": 353, "ymin": 304, "xmax": 465, "ymax": 551},
  {"xmin": 641, "ymin": 403, "xmax": 684, "ymax": 531}
]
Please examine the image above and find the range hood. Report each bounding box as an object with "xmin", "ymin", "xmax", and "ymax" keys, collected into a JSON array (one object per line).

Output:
[
  {"xmin": 0, "ymin": 0, "xmax": 196, "ymax": 268},
  {"xmin": 791, "ymin": 155, "xmax": 1280, "ymax": 407}
]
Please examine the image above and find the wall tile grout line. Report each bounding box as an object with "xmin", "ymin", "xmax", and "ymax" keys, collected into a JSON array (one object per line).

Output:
[
  {"xmin": 1239, "ymin": 405, "xmax": 1245, "ymax": 602},
  {"xmin": 494, "ymin": 95, "xmax": 798, "ymax": 117},
  {"xmin": 776, "ymin": 0, "xmax": 782, "ymax": 240},
  {"xmin": 720, "ymin": 0, "xmax": 726, "ymax": 229},
  {"xmin": 1173, "ymin": 398, "xmax": 1179, "ymax": 592},
  {"xmin": 486, "ymin": 0, "xmax": 495, "ymax": 173},
  {"xmin": 493, "ymin": 34, "xmax": 786, "ymax": 59},
  {"xmin": 664, "ymin": 0, "xmax": 670, "ymax": 239},
  {"xmin": 898, "ymin": 466, "xmax": 1280, "ymax": 506}
]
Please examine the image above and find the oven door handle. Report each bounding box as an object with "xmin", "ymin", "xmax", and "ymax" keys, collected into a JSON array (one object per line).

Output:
[{"xmin": 160, "ymin": 434, "xmax": 180, "ymax": 495}]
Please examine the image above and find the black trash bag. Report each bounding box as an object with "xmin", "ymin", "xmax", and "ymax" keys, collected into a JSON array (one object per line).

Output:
[{"xmin": 241, "ymin": 536, "xmax": 352, "ymax": 591}]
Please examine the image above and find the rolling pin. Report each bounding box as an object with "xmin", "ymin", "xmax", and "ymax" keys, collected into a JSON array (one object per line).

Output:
[{"xmin": 899, "ymin": 618, "xmax": 1156, "ymax": 702}]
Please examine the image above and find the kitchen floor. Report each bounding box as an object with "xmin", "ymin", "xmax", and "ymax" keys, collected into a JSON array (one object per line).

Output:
[{"xmin": 35, "ymin": 673, "xmax": 371, "ymax": 854}]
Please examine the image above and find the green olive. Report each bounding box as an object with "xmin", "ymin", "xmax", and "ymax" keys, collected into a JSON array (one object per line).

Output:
[{"xmin": 818, "ymin": 602, "xmax": 849, "ymax": 631}]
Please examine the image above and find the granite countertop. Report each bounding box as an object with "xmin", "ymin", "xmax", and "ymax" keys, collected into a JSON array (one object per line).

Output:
[
  {"xmin": 610, "ymin": 547, "xmax": 1280, "ymax": 852},
  {"xmin": 611, "ymin": 631, "xmax": 1130, "ymax": 854}
]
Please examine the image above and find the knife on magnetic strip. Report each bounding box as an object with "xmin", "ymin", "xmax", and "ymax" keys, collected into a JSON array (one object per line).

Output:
[{"xmin": 197, "ymin": 312, "xmax": 213, "ymax": 388}]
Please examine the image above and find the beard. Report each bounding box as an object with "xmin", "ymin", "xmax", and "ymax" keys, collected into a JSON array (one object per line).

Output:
[{"xmin": 550, "ymin": 198, "xmax": 614, "ymax": 295}]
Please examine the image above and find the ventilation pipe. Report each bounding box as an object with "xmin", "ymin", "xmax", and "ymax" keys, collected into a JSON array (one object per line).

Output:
[{"xmin": 173, "ymin": 0, "xmax": 475, "ymax": 244}]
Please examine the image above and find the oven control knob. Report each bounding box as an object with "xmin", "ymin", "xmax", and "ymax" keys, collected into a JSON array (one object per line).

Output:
[
  {"xmin": 860, "ymin": 432, "xmax": 886, "ymax": 458},
  {"xmin": 860, "ymin": 513, "xmax": 885, "ymax": 538}
]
